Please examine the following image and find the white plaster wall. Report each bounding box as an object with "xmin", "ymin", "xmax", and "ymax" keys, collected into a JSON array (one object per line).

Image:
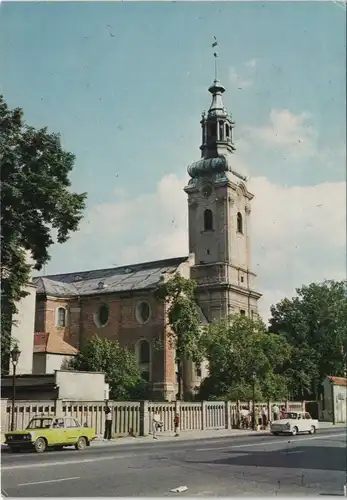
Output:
[
  {"xmin": 46, "ymin": 354, "xmax": 74, "ymax": 374},
  {"xmin": 55, "ymin": 370, "xmax": 106, "ymax": 401},
  {"xmin": 333, "ymin": 384, "xmax": 347, "ymax": 423},
  {"xmin": 10, "ymin": 283, "xmax": 36, "ymax": 375}
]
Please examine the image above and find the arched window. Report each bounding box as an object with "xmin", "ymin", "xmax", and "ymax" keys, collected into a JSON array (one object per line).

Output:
[
  {"xmin": 139, "ymin": 340, "xmax": 150, "ymax": 364},
  {"xmin": 204, "ymin": 209, "xmax": 213, "ymax": 231},
  {"xmin": 137, "ymin": 340, "xmax": 151, "ymax": 382},
  {"xmin": 56, "ymin": 307, "xmax": 66, "ymax": 327},
  {"xmin": 237, "ymin": 212, "xmax": 243, "ymax": 234},
  {"xmin": 208, "ymin": 122, "xmax": 217, "ymax": 142},
  {"xmin": 219, "ymin": 121, "xmax": 224, "ymax": 140}
]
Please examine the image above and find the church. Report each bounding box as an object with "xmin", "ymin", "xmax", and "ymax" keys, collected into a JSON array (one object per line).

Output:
[{"xmin": 32, "ymin": 70, "xmax": 262, "ymax": 401}]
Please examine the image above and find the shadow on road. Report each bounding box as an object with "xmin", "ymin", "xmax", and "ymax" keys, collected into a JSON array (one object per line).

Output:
[{"xmin": 186, "ymin": 445, "xmax": 347, "ymax": 472}]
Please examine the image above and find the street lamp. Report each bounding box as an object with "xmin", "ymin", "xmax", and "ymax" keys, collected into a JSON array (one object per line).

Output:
[
  {"xmin": 251, "ymin": 370, "xmax": 256, "ymax": 431},
  {"xmin": 10, "ymin": 345, "xmax": 21, "ymax": 431}
]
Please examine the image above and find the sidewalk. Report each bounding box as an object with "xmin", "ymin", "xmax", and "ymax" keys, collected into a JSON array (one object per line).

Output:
[{"xmin": 92, "ymin": 428, "xmax": 268, "ymax": 446}]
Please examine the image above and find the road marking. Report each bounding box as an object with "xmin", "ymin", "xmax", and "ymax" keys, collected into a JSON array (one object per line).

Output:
[
  {"xmin": 17, "ymin": 477, "xmax": 80, "ymax": 487},
  {"xmin": 1, "ymin": 454, "xmax": 130, "ymax": 471},
  {"xmin": 195, "ymin": 432, "xmax": 346, "ymax": 452},
  {"xmin": 280, "ymin": 450, "xmax": 303, "ymax": 454}
]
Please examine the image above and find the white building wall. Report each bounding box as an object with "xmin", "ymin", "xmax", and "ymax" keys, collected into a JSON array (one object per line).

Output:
[
  {"xmin": 333, "ymin": 384, "xmax": 347, "ymax": 423},
  {"xmin": 55, "ymin": 370, "xmax": 106, "ymax": 401},
  {"xmin": 10, "ymin": 283, "xmax": 36, "ymax": 376},
  {"xmin": 46, "ymin": 354, "xmax": 73, "ymax": 373}
]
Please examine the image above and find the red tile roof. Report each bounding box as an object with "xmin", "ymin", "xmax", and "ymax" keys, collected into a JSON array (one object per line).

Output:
[
  {"xmin": 33, "ymin": 332, "xmax": 78, "ymax": 356},
  {"xmin": 328, "ymin": 376, "xmax": 347, "ymax": 387}
]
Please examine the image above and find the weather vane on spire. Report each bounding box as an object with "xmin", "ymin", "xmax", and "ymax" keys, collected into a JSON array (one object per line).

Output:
[{"xmin": 212, "ymin": 36, "xmax": 218, "ymax": 81}]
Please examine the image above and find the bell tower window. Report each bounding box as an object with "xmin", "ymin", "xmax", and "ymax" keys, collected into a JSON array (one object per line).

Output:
[
  {"xmin": 219, "ymin": 121, "xmax": 224, "ymax": 140},
  {"xmin": 237, "ymin": 212, "xmax": 243, "ymax": 234},
  {"xmin": 208, "ymin": 122, "xmax": 217, "ymax": 142},
  {"xmin": 225, "ymin": 124, "xmax": 230, "ymax": 138},
  {"xmin": 204, "ymin": 209, "xmax": 213, "ymax": 231}
]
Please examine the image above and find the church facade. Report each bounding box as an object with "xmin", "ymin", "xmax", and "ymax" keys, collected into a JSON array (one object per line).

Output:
[{"xmin": 33, "ymin": 74, "xmax": 262, "ymax": 401}]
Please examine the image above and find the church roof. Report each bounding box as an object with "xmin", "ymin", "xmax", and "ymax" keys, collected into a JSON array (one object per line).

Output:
[
  {"xmin": 33, "ymin": 256, "xmax": 189, "ymax": 298},
  {"xmin": 34, "ymin": 332, "xmax": 78, "ymax": 355},
  {"xmin": 327, "ymin": 376, "xmax": 347, "ymax": 387}
]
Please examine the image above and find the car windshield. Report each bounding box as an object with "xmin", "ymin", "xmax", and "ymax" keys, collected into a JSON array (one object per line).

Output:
[
  {"xmin": 27, "ymin": 418, "xmax": 53, "ymax": 429},
  {"xmin": 281, "ymin": 412, "xmax": 298, "ymax": 420}
]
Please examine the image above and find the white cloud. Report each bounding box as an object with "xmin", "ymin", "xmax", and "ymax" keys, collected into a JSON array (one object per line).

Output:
[
  {"xmin": 58, "ymin": 172, "xmax": 346, "ymax": 322},
  {"xmin": 245, "ymin": 109, "xmax": 317, "ymax": 158}
]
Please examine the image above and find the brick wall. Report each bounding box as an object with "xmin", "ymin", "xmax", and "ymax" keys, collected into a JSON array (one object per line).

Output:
[{"xmin": 35, "ymin": 291, "xmax": 175, "ymax": 396}]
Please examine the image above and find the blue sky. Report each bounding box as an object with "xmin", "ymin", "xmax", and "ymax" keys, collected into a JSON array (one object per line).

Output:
[{"xmin": 1, "ymin": 1, "xmax": 346, "ymax": 318}]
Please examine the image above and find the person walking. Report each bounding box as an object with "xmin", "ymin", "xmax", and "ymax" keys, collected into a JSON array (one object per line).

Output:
[
  {"xmin": 261, "ymin": 406, "xmax": 268, "ymax": 429},
  {"xmin": 240, "ymin": 406, "xmax": 250, "ymax": 429},
  {"xmin": 272, "ymin": 404, "xmax": 280, "ymax": 421},
  {"xmin": 104, "ymin": 404, "xmax": 112, "ymax": 441},
  {"xmin": 174, "ymin": 413, "xmax": 180, "ymax": 437},
  {"xmin": 152, "ymin": 411, "xmax": 161, "ymax": 439}
]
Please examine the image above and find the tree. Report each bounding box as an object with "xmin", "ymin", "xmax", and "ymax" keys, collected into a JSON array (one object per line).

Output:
[
  {"xmin": 269, "ymin": 280, "xmax": 347, "ymax": 399},
  {"xmin": 0, "ymin": 95, "xmax": 87, "ymax": 372},
  {"xmin": 198, "ymin": 315, "xmax": 291, "ymax": 401},
  {"xmin": 155, "ymin": 274, "xmax": 205, "ymax": 400},
  {"xmin": 71, "ymin": 335, "xmax": 143, "ymax": 400}
]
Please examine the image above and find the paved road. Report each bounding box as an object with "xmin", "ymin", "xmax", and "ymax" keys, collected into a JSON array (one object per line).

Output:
[{"xmin": 2, "ymin": 428, "xmax": 346, "ymax": 497}]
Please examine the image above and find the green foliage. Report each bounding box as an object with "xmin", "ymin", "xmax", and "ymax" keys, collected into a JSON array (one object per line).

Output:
[
  {"xmin": 269, "ymin": 280, "xmax": 347, "ymax": 398},
  {"xmin": 71, "ymin": 335, "xmax": 143, "ymax": 401},
  {"xmin": 155, "ymin": 274, "xmax": 204, "ymax": 399},
  {"xmin": 0, "ymin": 95, "xmax": 87, "ymax": 370},
  {"xmin": 198, "ymin": 315, "xmax": 291, "ymax": 401},
  {"xmin": 155, "ymin": 274, "xmax": 203, "ymax": 362}
]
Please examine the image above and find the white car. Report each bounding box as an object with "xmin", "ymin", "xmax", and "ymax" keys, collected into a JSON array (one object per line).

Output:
[{"xmin": 270, "ymin": 411, "xmax": 319, "ymax": 436}]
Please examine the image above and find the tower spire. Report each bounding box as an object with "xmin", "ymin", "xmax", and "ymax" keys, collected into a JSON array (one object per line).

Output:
[{"xmin": 212, "ymin": 36, "xmax": 218, "ymax": 82}]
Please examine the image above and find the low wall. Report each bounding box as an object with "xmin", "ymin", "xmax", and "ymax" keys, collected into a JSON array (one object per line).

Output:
[{"xmin": 4, "ymin": 399, "xmax": 305, "ymax": 437}]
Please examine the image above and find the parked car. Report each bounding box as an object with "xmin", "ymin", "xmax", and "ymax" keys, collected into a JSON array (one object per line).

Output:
[
  {"xmin": 270, "ymin": 411, "xmax": 319, "ymax": 436},
  {"xmin": 4, "ymin": 416, "xmax": 96, "ymax": 453}
]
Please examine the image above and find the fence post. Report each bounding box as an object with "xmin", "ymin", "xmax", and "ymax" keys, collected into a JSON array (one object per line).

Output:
[
  {"xmin": 140, "ymin": 400, "xmax": 149, "ymax": 437},
  {"xmin": 224, "ymin": 401, "xmax": 231, "ymax": 429},
  {"xmin": 54, "ymin": 399, "xmax": 63, "ymax": 417},
  {"xmin": 201, "ymin": 401, "xmax": 207, "ymax": 430}
]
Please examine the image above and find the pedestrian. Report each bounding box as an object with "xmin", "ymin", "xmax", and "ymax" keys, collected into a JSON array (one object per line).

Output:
[
  {"xmin": 280, "ymin": 406, "xmax": 286, "ymax": 419},
  {"xmin": 152, "ymin": 411, "xmax": 161, "ymax": 439},
  {"xmin": 272, "ymin": 404, "xmax": 279, "ymax": 421},
  {"xmin": 104, "ymin": 403, "xmax": 112, "ymax": 441},
  {"xmin": 174, "ymin": 413, "xmax": 180, "ymax": 436},
  {"xmin": 240, "ymin": 406, "xmax": 249, "ymax": 429},
  {"xmin": 261, "ymin": 406, "xmax": 268, "ymax": 428}
]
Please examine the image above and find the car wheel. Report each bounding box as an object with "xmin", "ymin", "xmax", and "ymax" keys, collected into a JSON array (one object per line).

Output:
[
  {"xmin": 309, "ymin": 425, "xmax": 316, "ymax": 434},
  {"xmin": 291, "ymin": 426, "xmax": 298, "ymax": 436},
  {"xmin": 34, "ymin": 437, "xmax": 47, "ymax": 453},
  {"xmin": 75, "ymin": 437, "xmax": 87, "ymax": 451}
]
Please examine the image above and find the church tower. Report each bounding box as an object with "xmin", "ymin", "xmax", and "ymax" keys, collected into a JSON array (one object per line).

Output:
[{"xmin": 184, "ymin": 61, "xmax": 262, "ymax": 321}]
